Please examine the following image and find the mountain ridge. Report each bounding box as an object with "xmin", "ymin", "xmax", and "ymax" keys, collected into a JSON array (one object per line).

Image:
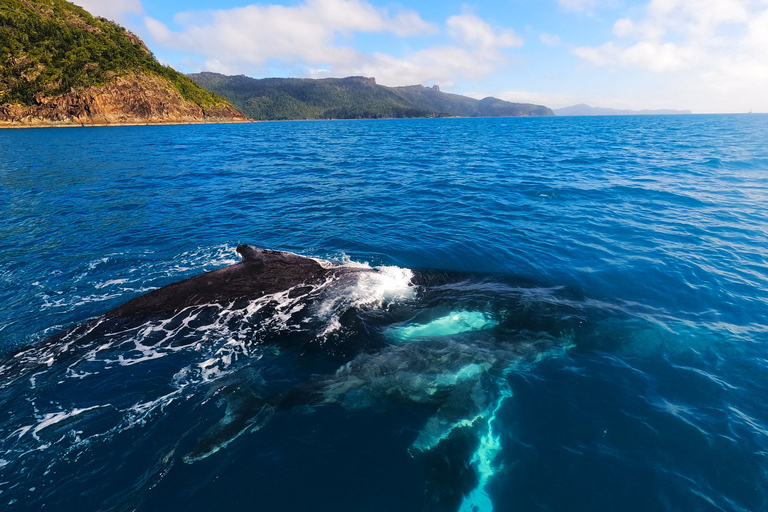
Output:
[
  {"xmin": 554, "ymin": 104, "xmax": 692, "ymax": 116},
  {"xmin": 188, "ymin": 72, "xmax": 554, "ymax": 120}
]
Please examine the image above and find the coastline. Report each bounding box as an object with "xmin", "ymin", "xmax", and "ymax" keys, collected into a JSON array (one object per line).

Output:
[
  {"xmin": 0, "ymin": 118, "xmax": 255, "ymax": 129},
  {"xmin": 4, "ymin": 113, "xmax": 753, "ymax": 128}
]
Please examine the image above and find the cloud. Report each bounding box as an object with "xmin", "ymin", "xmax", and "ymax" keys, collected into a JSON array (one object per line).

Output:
[
  {"xmin": 556, "ymin": 0, "xmax": 598, "ymax": 12},
  {"xmin": 145, "ymin": 0, "xmax": 436, "ymax": 70},
  {"xmin": 574, "ymin": 41, "xmax": 700, "ymax": 72},
  {"xmin": 572, "ymin": 0, "xmax": 768, "ymax": 111},
  {"xmin": 574, "ymin": 0, "xmax": 764, "ymax": 72},
  {"xmin": 332, "ymin": 46, "xmax": 500, "ymax": 87},
  {"xmin": 556, "ymin": 0, "xmax": 621, "ymax": 13},
  {"xmin": 143, "ymin": 1, "xmax": 523, "ymax": 87},
  {"xmin": 390, "ymin": 10, "xmax": 439, "ymax": 37},
  {"xmin": 72, "ymin": 0, "xmax": 144, "ymax": 23},
  {"xmin": 446, "ymin": 13, "xmax": 523, "ymax": 52},
  {"xmin": 539, "ymin": 33, "xmax": 561, "ymax": 47},
  {"xmin": 146, "ymin": 0, "xmax": 437, "ymax": 68}
]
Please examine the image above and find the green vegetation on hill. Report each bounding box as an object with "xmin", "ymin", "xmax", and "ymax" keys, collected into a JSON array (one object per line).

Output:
[
  {"xmin": 0, "ymin": 0, "xmax": 227, "ymax": 108},
  {"xmin": 189, "ymin": 74, "xmax": 433, "ymax": 120},
  {"xmin": 189, "ymin": 72, "xmax": 554, "ymax": 120}
]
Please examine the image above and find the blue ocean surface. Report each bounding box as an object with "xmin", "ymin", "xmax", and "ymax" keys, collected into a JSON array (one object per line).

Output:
[{"xmin": 0, "ymin": 115, "xmax": 767, "ymax": 511}]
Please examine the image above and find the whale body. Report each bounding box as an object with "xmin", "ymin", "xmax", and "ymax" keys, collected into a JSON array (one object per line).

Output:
[
  {"xmin": 1, "ymin": 245, "xmax": 594, "ymax": 512},
  {"xmin": 1, "ymin": 245, "xmax": 382, "ymax": 385}
]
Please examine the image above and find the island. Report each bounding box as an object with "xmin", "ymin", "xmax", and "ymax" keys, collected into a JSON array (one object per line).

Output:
[
  {"xmin": 0, "ymin": 0, "xmax": 248, "ymax": 127},
  {"xmin": 188, "ymin": 73, "xmax": 554, "ymax": 121}
]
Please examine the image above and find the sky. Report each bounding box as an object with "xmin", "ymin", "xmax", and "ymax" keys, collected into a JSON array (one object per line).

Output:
[{"xmin": 73, "ymin": 0, "xmax": 768, "ymax": 113}]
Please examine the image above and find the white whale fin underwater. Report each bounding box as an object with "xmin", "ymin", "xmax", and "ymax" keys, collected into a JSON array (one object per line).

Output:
[
  {"xmin": 179, "ymin": 308, "xmax": 572, "ymax": 512},
  {"xmin": 389, "ymin": 310, "xmax": 500, "ymax": 341},
  {"xmin": 409, "ymin": 363, "xmax": 495, "ymax": 453}
]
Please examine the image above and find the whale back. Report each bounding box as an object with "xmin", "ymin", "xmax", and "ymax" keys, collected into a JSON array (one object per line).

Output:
[{"xmin": 105, "ymin": 245, "xmax": 327, "ymax": 319}]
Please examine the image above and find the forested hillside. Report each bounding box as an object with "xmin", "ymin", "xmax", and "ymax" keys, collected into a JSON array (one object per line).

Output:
[
  {"xmin": 0, "ymin": 0, "xmax": 246, "ymax": 125},
  {"xmin": 189, "ymin": 72, "xmax": 554, "ymax": 120}
]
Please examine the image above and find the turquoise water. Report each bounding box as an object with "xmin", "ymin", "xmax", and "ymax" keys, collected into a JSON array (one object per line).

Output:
[{"xmin": 1, "ymin": 115, "xmax": 767, "ymax": 511}]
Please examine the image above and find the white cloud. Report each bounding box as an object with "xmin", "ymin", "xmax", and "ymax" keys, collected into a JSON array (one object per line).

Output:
[
  {"xmin": 576, "ymin": 0, "xmax": 764, "ymax": 70},
  {"xmin": 146, "ymin": 0, "xmax": 436, "ymax": 69},
  {"xmin": 573, "ymin": 0, "xmax": 768, "ymax": 111},
  {"xmin": 539, "ymin": 33, "xmax": 562, "ymax": 47},
  {"xmin": 612, "ymin": 18, "xmax": 636, "ymax": 37},
  {"xmin": 557, "ymin": 0, "xmax": 598, "ymax": 12},
  {"xmin": 446, "ymin": 14, "xmax": 523, "ymax": 52},
  {"xmin": 342, "ymin": 46, "xmax": 500, "ymax": 87},
  {"xmin": 556, "ymin": 0, "xmax": 621, "ymax": 13},
  {"xmin": 72, "ymin": 0, "xmax": 144, "ymax": 23},
  {"xmin": 143, "ymin": 1, "xmax": 524, "ymax": 88},
  {"xmin": 574, "ymin": 40, "xmax": 700, "ymax": 71},
  {"xmin": 390, "ymin": 10, "xmax": 439, "ymax": 37}
]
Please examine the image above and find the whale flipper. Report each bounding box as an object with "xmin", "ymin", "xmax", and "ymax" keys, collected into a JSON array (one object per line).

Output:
[
  {"xmin": 183, "ymin": 384, "xmax": 275, "ymax": 463},
  {"xmin": 410, "ymin": 376, "xmax": 492, "ymax": 453}
]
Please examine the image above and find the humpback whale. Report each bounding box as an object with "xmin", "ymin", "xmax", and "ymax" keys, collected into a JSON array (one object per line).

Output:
[
  {"xmin": 0, "ymin": 245, "xmax": 591, "ymax": 512},
  {"xmin": 0, "ymin": 245, "xmax": 387, "ymax": 388}
]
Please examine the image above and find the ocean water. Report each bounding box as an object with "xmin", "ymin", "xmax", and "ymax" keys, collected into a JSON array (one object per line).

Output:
[{"xmin": 0, "ymin": 115, "xmax": 767, "ymax": 511}]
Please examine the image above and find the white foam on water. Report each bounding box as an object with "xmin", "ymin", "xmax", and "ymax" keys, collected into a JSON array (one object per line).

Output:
[
  {"xmin": 11, "ymin": 426, "xmax": 32, "ymax": 440},
  {"xmin": 320, "ymin": 316, "xmax": 343, "ymax": 337},
  {"xmin": 94, "ymin": 279, "xmax": 128, "ymax": 289},
  {"xmin": 313, "ymin": 253, "xmax": 371, "ymax": 270},
  {"xmin": 37, "ymin": 244, "xmax": 240, "ymax": 314},
  {"xmin": 315, "ymin": 264, "xmax": 415, "ymax": 334},
  {"xmin": 328, "ymin": 265, "xmax": 414, "ymax": 307},
  {"xmin": 30, "ymin": 404, "xmax": 111, "ymax": 441},
  {"xmin": 169, "ymin": 244, "xmax": 240, "ymax": 274},
  {"xmin": 124, "ymin": 389, "xmax": 185, "ymax": 428}
]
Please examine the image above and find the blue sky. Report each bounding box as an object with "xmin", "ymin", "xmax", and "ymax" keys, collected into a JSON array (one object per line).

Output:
[{"xmin": 74, "ymin": 0, "xmax": 768, "ymax": 113}]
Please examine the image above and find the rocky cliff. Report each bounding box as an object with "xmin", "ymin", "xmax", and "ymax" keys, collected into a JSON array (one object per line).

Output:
[
  {"xmin": 0, "ymin": 0, "xmax": 248, "ymax": 127},
  {"xmin": 0, "ymin": 72, "xmax": 247, "ymax": 126}
]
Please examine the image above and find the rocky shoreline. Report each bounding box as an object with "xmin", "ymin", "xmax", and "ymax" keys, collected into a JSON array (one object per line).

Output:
[
  {"xmin": 0, "ymin": 119, "xmax": 253, "ymax": 128},
  {"xmin": 0, "ymin": 73, "xmax": 251, "ymax": 127}
]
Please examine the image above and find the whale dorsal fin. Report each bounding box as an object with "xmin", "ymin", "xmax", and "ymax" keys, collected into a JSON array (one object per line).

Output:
[
  {"xmin": 235, "ymin": 245, "xmax": 324, "ymax": 273},
  {"xmin": 236, "ymin": 244, "xmax": 266, "ymax": 262}
]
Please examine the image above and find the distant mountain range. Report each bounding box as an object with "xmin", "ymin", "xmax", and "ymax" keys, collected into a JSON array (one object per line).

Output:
[
  {"xmin": 188, "ymin": 73, "xmax": 554, "ymax": 120},
  {"xmin": 554, "ymin": 104, "xmax": 692, "ymax": 116}
]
